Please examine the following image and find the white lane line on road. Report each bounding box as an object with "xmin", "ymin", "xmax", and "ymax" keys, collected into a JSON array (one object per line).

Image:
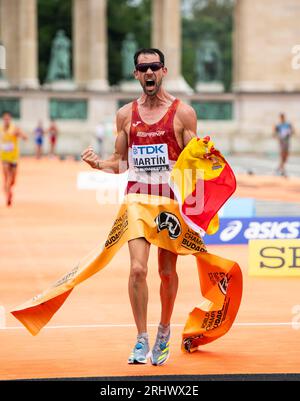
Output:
[{"xmin": 0, "ymin": 321, "xmax": 295, "ymax": 331}]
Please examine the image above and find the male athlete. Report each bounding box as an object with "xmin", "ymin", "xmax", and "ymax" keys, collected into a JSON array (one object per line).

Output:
[
  {"xmin": 273, "ymin": 113, "xmax": 294, "ymax": 177},
  {"xmin": 81, "ymin": 48, "xmax": 198, "ymax": 365},
  {"xmin": 0, "ymin": 111, "xmax": 28, "ymax": 206}
]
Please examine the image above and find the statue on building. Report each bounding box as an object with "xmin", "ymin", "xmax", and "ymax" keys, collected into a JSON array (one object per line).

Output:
[
  {"xmin": 46, "ymin": 30, "xmax": 72, "ymax": 82},
  {"xmin": 121, "ymin": 33, "xmax": 138, "ymax": 81},
  {"xmin": 195, "ymin": 34, "xmax": 224, "ymax": 92}
]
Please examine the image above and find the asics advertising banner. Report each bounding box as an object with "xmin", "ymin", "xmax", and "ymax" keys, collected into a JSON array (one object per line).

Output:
[{"xmin": 203, "ymin": 217, "xmax": 300, "ymax": 245}]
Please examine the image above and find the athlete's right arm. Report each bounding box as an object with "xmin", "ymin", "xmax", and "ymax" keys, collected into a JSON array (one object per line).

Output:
[{"xmin": 81, "ymin": 107, "xmax": 129, "ymax": 174}]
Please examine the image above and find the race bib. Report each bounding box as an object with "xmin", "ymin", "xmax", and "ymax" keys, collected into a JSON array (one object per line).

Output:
[
  {"xmin": 279, "ymin": 127, "xmax": 291, "ymax": 139},
  {"xmin": 132, "ymin": 143, "xmax": 170, "ymax": 172},
  {"xmin": 1, "ymin": 142, "xmax": 14, "ymax": 152}
]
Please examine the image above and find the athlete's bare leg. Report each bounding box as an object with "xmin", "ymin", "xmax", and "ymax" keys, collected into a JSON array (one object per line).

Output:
[
  {"xmin": 158, "ymin": 247, "xmax": 178, "ymax": 326},
  {"xmin": 2, "ymin": 162, "xmax": 8, "ymax": 197},
  {"xmin": 2, "ymin": 163, "xmax": 15, "ymax": 205},
  {"xmin": 279, "ymin": 149, "xmax": 284, "ymax": 170},
  {"xmin": 36, "ymin": 145, "xmax": 42, "ymax": 159},
  {"xmin": 10, "ymin": 165, "xmax": 17, "ymax": 187},
  {"xmin": 282, "ymin": 150, "xmax": 288, "ymax": 168},
  {"xmin": 4, "ymin": 164, "xmax": 17, "ymax": 206},
  {"xmin": 128, "ymin": 237, "xmax": 150, "ymax": 334},
  {"xmin": 278, "ymin": 143, "xmax": 289, "ymax": 175},
  {"xmin": 50, "ymin": 142, "xmax": 56, "ymax": 157}
]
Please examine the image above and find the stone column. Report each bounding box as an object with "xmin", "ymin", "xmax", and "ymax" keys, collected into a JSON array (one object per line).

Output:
[
  {"xmin": 0, "ymin": 0, "xmax": 9, "ymax": 87},
  {"xmin": 151, "ymin": 0, "xmax": 192, "ymax": 93},
  {"xmin": 73, "ymin": 0, "xmax": 89, "ymax": 88},
  {"xmin": 0, "ymin": 0, "xmax": 38, "ymax": 88},
  {"xmin": 73, "ymin": 0, "xmax": 109, "ymax": 91},
  {"xmin": 0, "ymin": 0, "xmax": 4, "ymax": 68},
  {"xmin": 18, "ymin": 0, "xmax": 39, "ymax": 88},
  {"xmin": 86, "ymin": 0, "xmax": 109, "ymax": 91},
  {"xmin": 0, "ymin": 0, "xmax": 18, "ymax": 86},
  {"xmin": 151, "ymin": 0, "xmax": 163, "ymax": 49},
  {"xmin": 233, "ymin": 0, "xmax": 300, "ymax": 92}
]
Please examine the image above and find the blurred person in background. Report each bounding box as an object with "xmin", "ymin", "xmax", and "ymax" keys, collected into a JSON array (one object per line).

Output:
[
  {"xmin": 273, "ymin": 113, "xmax": 294, "ymax": 177},
  {"xmin": 34, "ymin": 120, "xmax": 45, "ymax": 159},
  {"xmin": 0, "ymin": 111, "xmax": 28, "ymax": 206},
  {"xmin": 48, "ymin": 119, "xmax": 59, "ymax": 158}
]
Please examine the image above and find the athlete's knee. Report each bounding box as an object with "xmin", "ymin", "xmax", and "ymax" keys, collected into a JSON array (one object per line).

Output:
[
  {"xmin": 158, "ymin": 249, "xmax": 177, "ymax": 281},
  {"xmin": 159, "ymin": 265, "xmax": 177, "ymax": 283},
  {"xmin": 130, "ymin": 261, "xmax": 148, "ymax": 283}
]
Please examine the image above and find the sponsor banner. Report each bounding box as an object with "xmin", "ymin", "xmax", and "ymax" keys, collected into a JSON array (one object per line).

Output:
[
  {"xmin": 249, "ymin": 239, "xmax": 300, "ymax": 277},
  {"xmin": 203, "ymin": 217, "xmax": 300, "ymax": 244}
]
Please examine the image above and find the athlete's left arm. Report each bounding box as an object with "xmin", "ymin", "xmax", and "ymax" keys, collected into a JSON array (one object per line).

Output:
[
  {"xmin": 177, "ymin": 103, "xmax": 198, "ymax": 148},
  {"xmin": 15, "ymin": 127, "xmax": 28, "ymax": 140}
]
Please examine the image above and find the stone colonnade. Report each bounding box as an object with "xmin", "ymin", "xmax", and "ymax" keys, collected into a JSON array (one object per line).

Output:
[
  {"xmin": 0, "ymin": 0, "xmax": 189, "ymax": 91},
  {"xmin": 1, "ymin": 0, "xmax": 300, "ymax": 94},
  {"xmin": 0, "ymin": 0, "xmax": 39, "ymax": 88}
]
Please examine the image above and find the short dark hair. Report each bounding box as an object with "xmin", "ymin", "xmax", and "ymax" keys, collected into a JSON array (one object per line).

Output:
[
  {"xmin": 2, "ymin": 110, "xmax": 11, "ymax": 117},
  {"xmin": 134, "ymin": 48, "xmax": 165, "ymax": 67}
]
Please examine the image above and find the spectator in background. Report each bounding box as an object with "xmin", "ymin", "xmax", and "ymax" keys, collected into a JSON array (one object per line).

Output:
[
  {"xmin": 0, "ymin": 111, "xmax": 28, "ymax": 206},
  {"xmin": 273, "ymin": 113, "xmax": 294, "ymax": 177},
  {"xmin": 34, "ymin": 120, "xmax": 45, "ymax": 159},
  {"xmin": 48, "ymin": 119, "xmax": 59, "ymax": 158}
]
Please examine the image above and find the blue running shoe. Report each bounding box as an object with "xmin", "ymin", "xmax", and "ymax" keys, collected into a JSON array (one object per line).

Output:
[
  {"xmin": 128, "ymin": 336, "xmax": 151, "ymax": 364},
  {"xmin": 151, "ymin": 326, "xmax": 170, "ymax": 366}
]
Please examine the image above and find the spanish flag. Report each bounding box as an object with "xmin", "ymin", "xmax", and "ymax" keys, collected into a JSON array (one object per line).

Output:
[
  {"xmin": 11, "ymin": 137, "xmax": 242, "ymax": 353},
  {"xmin": 169, "ymin": 136, "xmax": 236, "ymax": 235}
]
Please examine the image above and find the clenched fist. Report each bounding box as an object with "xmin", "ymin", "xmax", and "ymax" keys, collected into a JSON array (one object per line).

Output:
[{"xmin": 81, "ymin": 146, "xmax": 101, "ymax": 169}]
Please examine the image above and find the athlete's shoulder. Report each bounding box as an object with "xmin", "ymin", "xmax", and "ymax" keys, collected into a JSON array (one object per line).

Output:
[
  {"xmin": 116, "ymin": 102, "xmax": 133, "ymax": 125},
  {"xmin": 177, "ymin": 100, "xmax": 196, "ymax": 114},
  {"xmin": 117, "ymin": 101, "xmax": 134, "ymax": 117},
  {"xmin": 176, "ymin": 100, "xmax": 197, "ymax": 123},
  {"xmin": 116, "ymin": 101, "xmax": 134, "ymax": 132}
]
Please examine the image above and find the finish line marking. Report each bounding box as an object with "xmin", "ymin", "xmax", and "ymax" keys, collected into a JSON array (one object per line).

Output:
[{"xmin": 0, "ymin": 322, "xmax": 295, "ymax": 331}]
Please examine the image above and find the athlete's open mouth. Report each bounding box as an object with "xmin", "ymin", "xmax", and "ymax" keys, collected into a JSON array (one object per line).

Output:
[{"xmin": 145, "ymin": 79, "xmax": 155, "ymax": 88}]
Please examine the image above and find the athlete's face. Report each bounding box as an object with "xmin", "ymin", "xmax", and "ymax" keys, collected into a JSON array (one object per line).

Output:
[
  {"xmin": 134, "ymin": 53, "xmax": 167, "ymax": 96},
  {"xmin": 2, "ymin": 113, "xmax": 11, "ymax": 128}
]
